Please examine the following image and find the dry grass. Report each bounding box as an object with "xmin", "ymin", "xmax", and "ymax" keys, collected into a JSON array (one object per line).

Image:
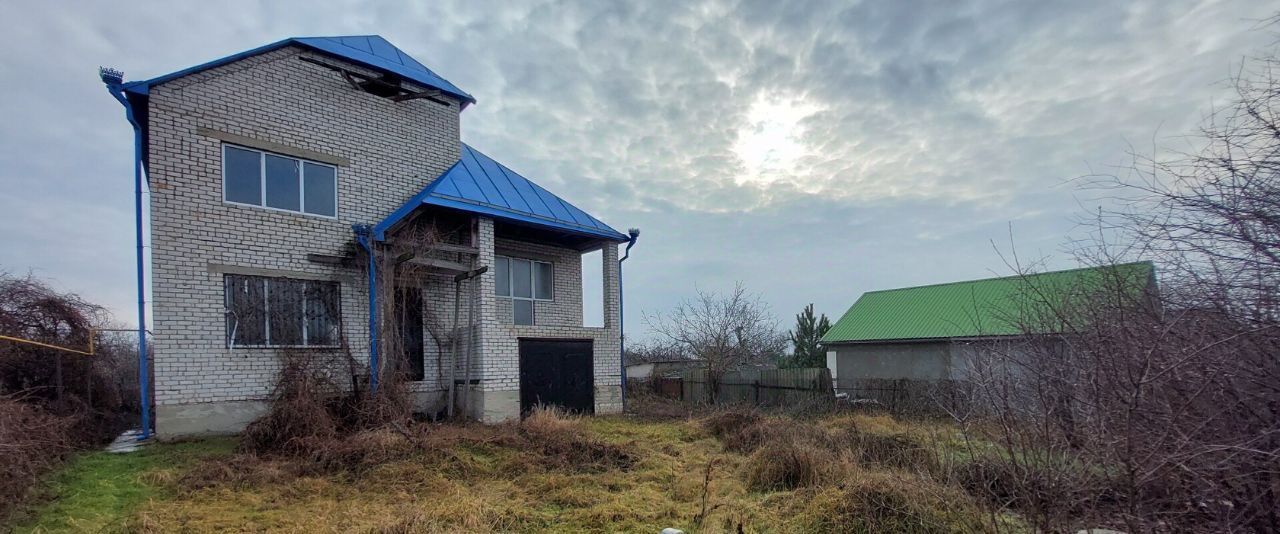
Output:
[
  {"xmin": 23, "ymin": 409, "xmax": 1026, "ymax": 533},
  {"xmin": 795, "ymin": 469, "xmax": 995, "ymax": 533},
  {"xmin": 743, "ymin": 441, "xmax": 833, "ymax": 491}
]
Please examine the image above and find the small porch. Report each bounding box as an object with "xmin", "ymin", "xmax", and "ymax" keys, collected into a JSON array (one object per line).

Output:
[{"xmin": 345, "ymin": 144, "xmax": 634, "ymax": 421}]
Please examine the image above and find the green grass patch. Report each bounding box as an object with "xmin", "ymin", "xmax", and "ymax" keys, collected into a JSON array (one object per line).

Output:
[{"xmin": 15, "ymin": 438, "xmax": 235, "ymax": 533}]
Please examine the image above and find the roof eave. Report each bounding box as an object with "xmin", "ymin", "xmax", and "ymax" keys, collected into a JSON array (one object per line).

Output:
[
  {"xmin": 823, "ymin": 334, "xmax": 1017, "ymax": 345},
  {"xmin": 425, "ymin": 195, "xmax": 629, "ymax": 243},
  {"xmin": 373, "ymin": 180, "xmax": 629, "ymax": 245},
  {"xmin": 120, "ymin": 37, "xmax": 476, "ymax": 105}
]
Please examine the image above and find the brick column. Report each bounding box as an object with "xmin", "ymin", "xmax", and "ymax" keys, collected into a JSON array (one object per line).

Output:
[{"xmin": 596, "ymin": 243, "xmax": 623, "ymax": 413}]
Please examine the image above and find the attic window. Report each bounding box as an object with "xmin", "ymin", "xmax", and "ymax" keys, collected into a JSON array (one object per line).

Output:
[{"xmin": 298, "ymin": 56, "xmax": 449, "ymax": 106}]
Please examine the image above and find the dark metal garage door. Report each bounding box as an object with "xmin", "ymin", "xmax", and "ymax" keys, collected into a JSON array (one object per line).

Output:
[{"xmin": 519, "ymin": 339, "xmax": 594, "ymax": 415}]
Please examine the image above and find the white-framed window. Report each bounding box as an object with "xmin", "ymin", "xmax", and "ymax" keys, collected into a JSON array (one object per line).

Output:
[
  {"xmin": 222, "ymin": 144, "xmax": 338, "ymax": 217},
  {"xmin": 224, "ymin": 274, "xmax": 341, "ymax": 347},
  {"xmin": 494, "ymin": 256, "xmax": 553, "ymax": 326}
]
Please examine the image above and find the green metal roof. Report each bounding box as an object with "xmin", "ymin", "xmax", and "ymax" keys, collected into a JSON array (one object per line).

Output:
[{"xmin": 821, "ymin": 262, "xmax": 1155, "ymax": 344}]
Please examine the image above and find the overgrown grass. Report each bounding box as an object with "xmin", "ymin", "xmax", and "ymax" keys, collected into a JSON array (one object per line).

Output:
[
  {"xmin": 15, "ymin": 411, "xmax": 1029, "ymax": 533},
  {"xmin": 15, "ymin": 438, "xmax": 235, "ymax": 532}
]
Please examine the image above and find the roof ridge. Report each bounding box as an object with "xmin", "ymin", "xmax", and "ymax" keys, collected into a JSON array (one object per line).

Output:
[
  {"xmin": 125, "ymin": 35, "xmax": 475, "ymax": 104},
  {"xmin": 862, "ymin": 261, "xmax": 1153, "ymax": 295}
]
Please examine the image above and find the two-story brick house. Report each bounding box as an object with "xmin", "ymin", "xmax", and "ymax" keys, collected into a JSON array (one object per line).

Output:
[{"xmin": 103, "ymin": 35, "xmax": 636, "ymax": 437}]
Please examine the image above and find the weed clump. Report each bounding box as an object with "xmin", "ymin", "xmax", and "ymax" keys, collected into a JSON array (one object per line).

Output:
[
  {"xmin": 519, "ymin": 408, "xmax": 635, "ymax": 472},
  {"xmin": 801, "ymin": 470, "xmax": 993, "ymax": 533},
  {"xmin": 179, "ymin": 455, "xmax": 311, "ymax": 491},
  {"xmin": 744, "ymin": 441, "xmax": 833, "ymax": 491},
  {"xmin": 840, "ymin": 429, "xmax": 936, "ymax": 472},
  {"xmin": 701, "ymin": 409, "xmax": 761, "ymax": 440}
]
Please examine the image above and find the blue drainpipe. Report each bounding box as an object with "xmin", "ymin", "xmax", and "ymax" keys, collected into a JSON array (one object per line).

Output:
[
  {"xmin": 353, "ymin": 225, "xmax": 379, "ymax": 395},
  {"xmin": 100, "ymin": 68, "xmax": 151, "ymax": 441},
  {"xmin": 618, "ymin": 228, "xmax": 639, "ymax": 411}
]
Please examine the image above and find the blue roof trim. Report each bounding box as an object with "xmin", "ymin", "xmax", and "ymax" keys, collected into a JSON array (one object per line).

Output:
[
  {"xmin": 123, "ymin": 35, "xmax": 475, "ymax": 105},
  {"xmin": 374, "ymin": 144, "xmax": 628, "ymax": 243},
  {"xmin": 426, "ymin": 195, "xmax": 629, "ymax": 242}
]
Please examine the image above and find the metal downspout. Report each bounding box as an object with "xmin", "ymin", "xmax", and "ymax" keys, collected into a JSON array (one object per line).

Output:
[
  {"xmin": 100, "ymin": 68, "xmax": 151, "ymax": 441},
  {"xmin": 618, "ymin": 228, "xmax": 640, "ymax": 412},
  {"xmin": 353, "ymin": 225, "xmax": 379, "ymax": 395}
]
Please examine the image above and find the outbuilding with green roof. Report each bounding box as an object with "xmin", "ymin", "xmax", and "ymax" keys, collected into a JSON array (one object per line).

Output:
[{"xmin": 820, "ymin": 262, "xmax": 1156, "ymax": 386}]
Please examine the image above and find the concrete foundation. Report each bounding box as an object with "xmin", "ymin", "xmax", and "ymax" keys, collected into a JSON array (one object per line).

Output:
[
  {"xmin": 156, "ymin": 400, "xmax": 268, "ymax": 439},
  {"xmin": 595, "ymin": 384, "xmax": 623, "ymax": 414},
  {"xmin": 467, "ymin": 389, "xmax": 520, "ymax": 423}
]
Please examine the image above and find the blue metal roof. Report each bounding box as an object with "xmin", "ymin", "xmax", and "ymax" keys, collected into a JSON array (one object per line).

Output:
[
  {"xmin": 375, "ymin": 143, "xmax": 629, "ymax": 243},
  {"xmin": 123, "ymin": 35, "xmax": 474, "ymax": 106}
]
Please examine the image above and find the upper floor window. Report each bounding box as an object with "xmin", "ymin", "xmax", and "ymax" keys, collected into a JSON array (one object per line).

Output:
[
  {"xmin": 494, "ymin": 256, "xmax": 553, "ymax": 325},
  {"xmin": 223, "ymin": 145, "xmax": 337, "ymax": 217}
]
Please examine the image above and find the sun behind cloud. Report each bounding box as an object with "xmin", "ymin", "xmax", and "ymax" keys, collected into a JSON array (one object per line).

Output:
[{"xmin": 731, "ymin": 93, "xmax": 824, "ymax": 190}]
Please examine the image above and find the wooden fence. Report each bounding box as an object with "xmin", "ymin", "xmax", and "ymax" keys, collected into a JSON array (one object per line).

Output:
[
  {"xmin": 834, "ymin": 378, "xmax": 971, "ymax": 416},
  {"xmin": 674, "ymin": 367, "xmax": 834, "ymax": 406}
]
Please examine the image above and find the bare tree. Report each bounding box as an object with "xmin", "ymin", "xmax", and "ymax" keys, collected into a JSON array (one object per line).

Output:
[
  {"xmin": 623, "ymin": 338, "xmax": 689, "ymax": 366},
  {"xmin": 1085, "ymin": 45, "xmax": 1280, "ymax": 322},
  {"xmin": 646, "ymin": 283, "xmax": 786, "ymax": 403},
  {"xmin": 955, "ymin": 30, "xmax": 1280, "ymax": 532}
]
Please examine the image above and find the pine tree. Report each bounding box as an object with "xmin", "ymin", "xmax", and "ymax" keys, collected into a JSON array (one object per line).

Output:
[{"xmin": 784, "ymin": 303, "xmax": 831, "ymax": 368}]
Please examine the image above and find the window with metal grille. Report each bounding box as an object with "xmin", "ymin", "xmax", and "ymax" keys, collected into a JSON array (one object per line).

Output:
[{"xmin": 224, "ymin": 274, "xmax": 340, "ymax": 347}]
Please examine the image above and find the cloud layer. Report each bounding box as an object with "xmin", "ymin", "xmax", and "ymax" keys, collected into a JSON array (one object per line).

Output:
[{"xmin": 0, "ymin": 0, "xmax": 1273, "ymax": 336}]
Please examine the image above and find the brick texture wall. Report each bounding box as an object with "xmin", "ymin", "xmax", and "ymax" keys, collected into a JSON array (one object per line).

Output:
[
  {"xmin": 147, "ymin": 45, "xmax": 460, "ymax": 407},
  {"xmin": 146, "ymin": 44, "xmax": 622, "ymax": 422}
]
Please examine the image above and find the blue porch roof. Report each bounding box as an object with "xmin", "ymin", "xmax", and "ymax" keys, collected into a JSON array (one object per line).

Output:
[
  {"xmin": 123, "ymin": 35, "xmax": 474, "ymax": 106},
  {"xmin": 375, "ymin": 144, "xmax": 629, "ymax": 244}
]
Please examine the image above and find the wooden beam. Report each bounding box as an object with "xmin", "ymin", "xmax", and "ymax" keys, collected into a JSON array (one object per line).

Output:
[
  {"xmin": 339, "ymin": 71, "xmax": 363, "ymax": 91},
  {"xmin": 391, "ymin": 89, "xmax": 449, "ymax": 106},
  {"xmin": 433, "ymin": 243, "xmax": 480, "ymax": 255},
  {"xmin": 306, "ymin": 253, "xmax": 354, "ymax": 266},
  {"xmin": 404, "ymin": 257, "xmax": 470, "ymax": 273},
  {"xmin": 393, "ymin": 252, "xmax": 416, "ymax": 266},
  {"xmin": 384, "ymin": 239, "xmax": 479, "ymax": 255},
  {"xmin": 298, "ymin": 56, "xmax": 449, "ymax": 107}
]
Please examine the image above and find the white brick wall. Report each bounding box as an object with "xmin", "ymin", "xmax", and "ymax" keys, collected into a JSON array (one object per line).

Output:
[
  {"xmin": 148, "ymin": 45, "xmax": 459, "ymax": 407},
  {"xmin": 146, "ymin": 45, "xmax": 622, "ymax": 423}
]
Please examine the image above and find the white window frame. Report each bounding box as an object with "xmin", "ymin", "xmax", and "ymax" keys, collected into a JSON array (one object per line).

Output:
[
  {"xmin": 495, "ymin": 255, "xmax": 553, "ymax": 325},
  {"xmin": 221, "ymin": 144, "xmax": 339, "ymax": 219},
  {"xmin": 224, "ymin": 275, "xmax": 342, "ymax": 348}
]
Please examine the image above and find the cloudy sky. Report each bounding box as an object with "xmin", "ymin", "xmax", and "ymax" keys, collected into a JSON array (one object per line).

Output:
[{"xmin": 0, "ymin": 0, "xmax": 1274, "ymax": 339}]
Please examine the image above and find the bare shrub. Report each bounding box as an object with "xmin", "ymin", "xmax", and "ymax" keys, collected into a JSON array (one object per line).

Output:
[
  {"xmin": 0, "ymin": 395, "xmax": 76, "ymax": 520},
  {"xmin": 958, "ymin": 453, "xmax": 1117, "ymax": 527},
  {"xmin": 939, "ymin": 30, "xmax": 1280, "ymax": 531},
  {"xmin": 0, "ymin": 272, "xmax": 139, "ymax": 521},
  {"xmin": 239, "ymin": 349, "xmax": 346, "ymax": 457}
]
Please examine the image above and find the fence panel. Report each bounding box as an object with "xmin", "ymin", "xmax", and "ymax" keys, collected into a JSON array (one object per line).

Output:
[
  {"xmin": 673, "ymin": 367, "xmax": 834, "ymax": 406},
  {"xmin": 834, "ymin": 378, "xmax": 969, "ymax": 416}
]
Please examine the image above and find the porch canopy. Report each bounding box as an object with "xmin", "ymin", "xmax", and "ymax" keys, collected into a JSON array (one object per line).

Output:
[{"xmin": 373, "ymin": 143, "xmax": 629, "ymax": 250}]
